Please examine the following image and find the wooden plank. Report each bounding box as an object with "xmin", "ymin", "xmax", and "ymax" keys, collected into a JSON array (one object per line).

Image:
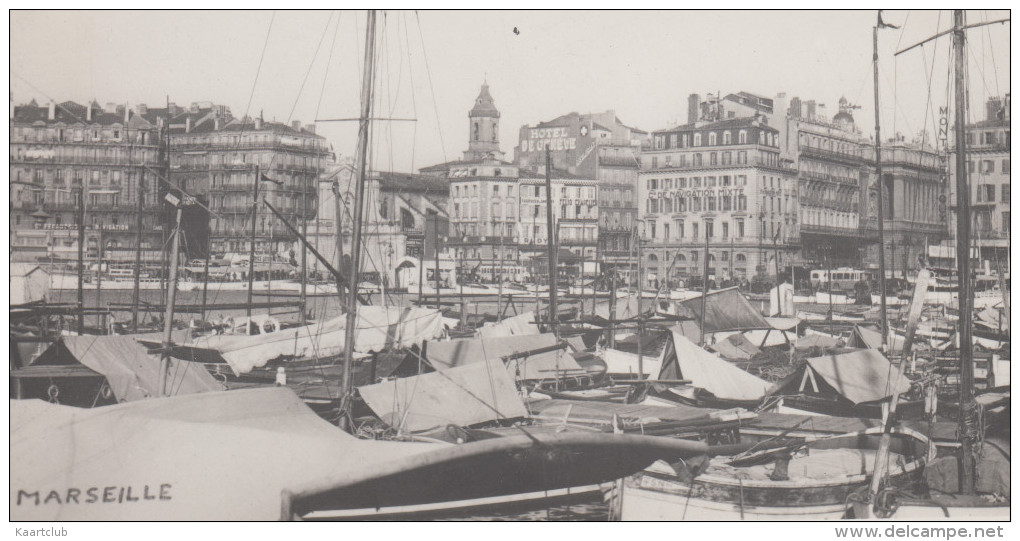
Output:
[{"xmin": 10, "ymin": 365, "xmax": 103, "ymax": 378}]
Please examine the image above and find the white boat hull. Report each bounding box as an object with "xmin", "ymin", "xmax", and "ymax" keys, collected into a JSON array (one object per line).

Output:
[{"xmin": 621, "ymin": 478, "xmax": 849, "ymax": 520}]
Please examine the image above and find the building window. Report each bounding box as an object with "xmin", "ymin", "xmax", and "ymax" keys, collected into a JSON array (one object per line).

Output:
[
  {"xmin": 1003, "ymin": 159, "xmax": 1010, "ymax": 174},
  {"xmin": 723, "ymin": 131, "xmax": 732, "ymax": 145},
  {"xmin": 652, "ymin": 156, "xmax": 659, "ymax": 169},
  {"xmin": 983, "ymin": 160, "xmax": 995, "ymax": 173},
  {"xmin": 708, "ymin": 133, "xmax": 717, "ymax": 146},
  {"xmin": 693, "ymin": 133, "xmax": 702, "ymax": 146},
  {"xmin": 722, "ymin": 222, "xmax": 729, "ymax": 239},
  {"xmin": 710, "ymin": 153, "xmax": 718, "ymax": 166},
  {"xmin": 737, "ymin": 151, "xmax": 747, "ymax": 165},
  {"xmin": 736, "ymin": 218, "xmax": 745, "ymax": 237},
  {"xmin": 722, "ymin": 152, "xmax": 732, "ymax": 165},
  {"xmin": 693, "ymin": 154, "xmax": 702, "ymax": 166},
  {"xmin": 1004, "ymin": 212, "xmax": 1010, "ymax": 233},
  {"xmin": 1002, "ymin": 184, "xmax": 1010, "ymax": 203},
  {"xmin": 738, "ymin": 130, "xmax": 747, "ymax": 144}
]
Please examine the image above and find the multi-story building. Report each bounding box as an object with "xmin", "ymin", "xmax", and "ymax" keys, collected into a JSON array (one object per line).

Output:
[
  {"xmin": 306, "ymin": 163, "xmax": 449, "ymax": 288},
  {"xmin": 516, "ymin": 170, "xmax": 599, "ymax": 279},
  {"xmin": 154, "ymin": 102, "xmax": 331, "ymax": 259},
  {"xmin": 638, "ymin": 115, "xmax": 797, "ymax": 287},
  {"xmin": 946, "ymin": 94, "xmax": 1010, "ymax": 273},
  {"xmin": 720, "ymin": 92, "xmax": 871, "ymax": 269},
  {"xmin": 862, "ymin": 138, "xmax": 945, "ymax": 279},
  {"xmin": 515, "ymin": 111, "xmax": 646, "ymax": 277},
  {"xmin": 10, "ymin": 99, "xmax": 163, "ymax": 266}
]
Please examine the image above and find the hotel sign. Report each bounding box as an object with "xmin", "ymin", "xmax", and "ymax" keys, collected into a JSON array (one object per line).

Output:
[{"xmin": 522, "ymin": 127, "xmax": 577, "ymax": 153}]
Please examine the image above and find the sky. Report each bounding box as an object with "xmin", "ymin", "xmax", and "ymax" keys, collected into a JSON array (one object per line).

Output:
[{"xmin": 9, "ymin": 10, "xmax": 1011, "ymax": 172}]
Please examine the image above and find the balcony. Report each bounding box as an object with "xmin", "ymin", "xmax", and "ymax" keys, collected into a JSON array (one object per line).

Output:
[
  {"xmin": 642, "ymin": 157, "xmax": 795, "ymax": 173},
  {"xmin": 800, "ymin": 145, "xmax": 864, "ymax": 165},
  {"xmin": 799, "ymin": 170, "xmax": 860, "ymax": 185}
]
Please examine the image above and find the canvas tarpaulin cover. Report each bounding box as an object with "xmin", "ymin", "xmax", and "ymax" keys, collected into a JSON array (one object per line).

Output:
[
  {"xmin": 191, "ymin": 307, "xmax": 444, "ymax": 375},
  {"xmin": 9, "ymin": 388, "xmax": 433, "ymax": 521},
  {"xmin": 358, "ymin": 362, "xmax": 528, "ymax": 432},
  {"xmin": 658, "ymin": 331, "xmax": 770, "ymax": 401},
  {"xmin": 709, "ymin": 333, "xmax": 761, "ymax": 361},
  {"xmin": 671, "ymin": 287, "xmax": 771, "ymax": 333},
  {"xmin": 425, "ymin": 334, "xmax": 583, "ymax": 381},
  {"xmin": 601, "ymin": 347, "xmax": 665, "ymax": 376},
  {"xmin": 594, "ymin": 295, "xmax": 646, "ymax": 321},
  {"xmin": 795, "ymin": 333, "xmax": 843, "ymax": 350},
  {"xmin": 33, "ymin": 336, "xmax": 222, "ymax": 402},
  {"xmin": 476, "ymin": 311, "xmax": 539, "ymax": 339},
  {"xmin": 805, "ymin": 349, "xmax": 911, "ymax": 404}
]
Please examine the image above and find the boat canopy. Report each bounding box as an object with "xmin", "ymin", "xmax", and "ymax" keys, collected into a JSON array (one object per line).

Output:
[
  {"xmin": 672, "ymin": 287, "xmax": 772, "ymax": 333},
  {"xmin": 190, "ymin": 306, "xmax": 445, "ymax": 375},
  {"xmin": 9, "ymin": 388, "xmax": 432, "ymax": 521},
  {"xmin": 658, "ymin": 330, "xmax": 771, "ymax": 401},
  {"xmin": 802, "ymin": 349, "xmax": 912, "ymax": 405},
  {"xmin": 475, "ymin": 311, "xmax": 540, "ymax": 339},
  {"xmin": 32, "ymin": 335, "xmax": 223, "ymax": 402},
  {"xmin": 358, "ymin": 361, "xmax": 528, "ymax": 432},
  {"xmin": 425, "ymin": 333, "xmax": 584, "ymax": 381}
]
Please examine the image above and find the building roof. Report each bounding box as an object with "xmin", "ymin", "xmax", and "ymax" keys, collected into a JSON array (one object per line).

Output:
[
  {"xmin": 967, "ymin": 118, "xmax": 1009, "ymax": 129},
  {"xmin": 372, "ymin": 171, "xmax": 449, "ymax": 194},
  {"xmin": 11, "ymin": 101, "xmax": 149, "ymax": 128},
  {"xmin": 418, "ymin": 156, "xmax": 516, "ymax": 174},
  {"xmin": 518, "ymin": 167, "xmax": 592, "ymax": 181},
  {"xmin": 653, "ymin": 116, "xmax": 772, "ymax": 135}
]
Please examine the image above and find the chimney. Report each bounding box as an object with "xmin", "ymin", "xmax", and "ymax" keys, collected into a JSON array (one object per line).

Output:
[
  {"xmin": 186, "ymin": 117, "xmax": 192, "ymax": 133},
  {"xmin": 304, "ymin": 124, "xmax": 315, "ymax": 135},
  {"xmin": 189, "ymin": 102, "xmax": 199, "ymax": 114},
  {"xmin": 86, "ymin": 103, "xmax": 93, "ymax": 122},
  {"xmin": 47, "ymin": 100, "xmax": 56, "ymax": 121},
  {"xmin": 790, "ymin": 97, "xmax": 802, "ymax": 119},
  {"xmin": 254, "ymin": 117, "xmax": 263, "ymax": 130},
  {"xmin": 688, "ymin": 93, "xmax": 701, "ymax": 125},
  {"xmin": 292, "ymin": 120, "xmax": 301, "ymax": 131},
  {"xmin": 137, "ymin": 103, "xmax": 148, "ymax": 115},
  {"xmin": 986, "ymin": 97, "xmax": 1003, "ymax": 122},
  {"xmin": 817, "ymin": 103, "xmax": 827, "ymax": 121},
  {"xmin": 105, "ymin": 102, "xmax": 117, "ymax": 113},
  {"xmin": 805, "ymin": 100, "xmax": 816, "ymax": 120},
  {"xmin": 124, "ymin": 103, "xmax": 130, "ymax": 124},
  {"xmin": 214, "ymin": 117, "xmax": 220, "ymax": 130},
  {"xmin": 1004, "ymin": 94, "xmax": 1011, "ymax": 121},
  {"xmin": 168, "ymin": 102, "xmax": 181, "ymax": 116}
]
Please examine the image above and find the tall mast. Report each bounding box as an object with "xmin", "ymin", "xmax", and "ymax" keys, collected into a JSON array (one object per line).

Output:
[
  {"xmin": 700, "ymin": 221, "xmax": 710, "ymax": 346},
  {"xmin": 246, "ymin": 165, "xmax": 260, "ymax": 323},
  {"xmin": 873, "ymin": 17, "xmax": 890, "ymax": 350},
  {"xmin": 131, "ymin": 125, "xmax": 143, "ymax": 332},
  {"xmin": 544, "ymin": 146, "xmax": 558, "ymax": 335},
  {"xmin": 158, "ymin": 197, "xmax": 184, "ymax": 397},
  {"xmin": 952, "ymin": 8, "xmax": 976, "ymax": 494},
  {"xmin": 339, "ymin": 9, "xmax": 378, "ymax": 430},
  {"xmin": 76, "ymin": 184, "xmax": 85, "ymax": 334}
]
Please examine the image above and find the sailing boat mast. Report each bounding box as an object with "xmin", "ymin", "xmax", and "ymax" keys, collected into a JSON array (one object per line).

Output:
[
  {"xmin": 339, "ymin": 9, "xmax": 378, "ymax": 431},
  {"xmin": 157, "ymin": 195, "xmax": 184, "ymax": 397},
  {"xmin": 873, "ymin": 16, "xmax": 890, "ymax": 350},
  {"xmin": 544, "ymin": 146, "xmax": 558, "ymax": 335},
  {"xmin": 246, "ymin": 165, "xmax": 261, "ymax": 324},
  {"xmin": 952, "ymin": 8, "xmax": 976, "ymax": 494}
]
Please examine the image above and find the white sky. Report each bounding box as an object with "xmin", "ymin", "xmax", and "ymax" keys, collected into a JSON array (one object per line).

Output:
[{"xmin": 9, "ymin": 10, "xmax": 1011, "ymax": 172}]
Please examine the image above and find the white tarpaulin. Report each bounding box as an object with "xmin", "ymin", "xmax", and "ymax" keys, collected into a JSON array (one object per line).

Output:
[
  {"xmin": 601, "ymin": 347, "xmax": 664, "ymax": 377},
  {"xmin": 476, "ymin": 311, "xmax": 539, "ymax": 339},
  {"xmin": 426, "ymin": 334, "xmax": 584, "ymax": 381},
  {"xmin": 10, "ymin": 388, "xmax": 432, "ymax": 521},
  {"xmin": 191, "ymin": 307, "xmax": 444, "ymax": 375},
  {"xmin": 660, "ymin": 331, "xmax": 771, "ymax": 401},
  {"xmin": 358, "ymin": 362, "xmax": 528, "ymax": 432},
  {"xmin": 805, "ymin": 349, "xmax": 911, "ymax": 404}
]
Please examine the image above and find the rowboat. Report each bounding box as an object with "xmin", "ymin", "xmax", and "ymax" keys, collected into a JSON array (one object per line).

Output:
[{"xmin": 617, "ymin": 426, "xmax": 929, "ymax": 520}]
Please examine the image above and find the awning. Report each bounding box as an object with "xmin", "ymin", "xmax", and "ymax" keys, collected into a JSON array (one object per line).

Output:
[
  {"xmin": 32, "ymin": 335, "xmax": 223, "ymax": 401},
  {"xmin": 358, "ymin": 362, "xmax": 528, "ymax": 432},
  {"xmin": 805, "ymin": 349, "xmax": 911, "ymax": 404},
  {"xmin": 425, "ymin": 334, "xmax": 583, "ymax": 381},
  {"xmin": 658, "ymin": 330, "xmax": 770, "ymax": 401}
]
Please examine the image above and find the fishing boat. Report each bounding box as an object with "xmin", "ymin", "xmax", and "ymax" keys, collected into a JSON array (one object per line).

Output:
[{"xmin": 618, "ymin": 426, "xmax": 930, "ymax": 520}]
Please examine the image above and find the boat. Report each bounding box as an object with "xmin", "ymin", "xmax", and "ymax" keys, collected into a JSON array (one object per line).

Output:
[{"xmin": 617, "ymin": 426, "xmax": 930, "ymax": 520}]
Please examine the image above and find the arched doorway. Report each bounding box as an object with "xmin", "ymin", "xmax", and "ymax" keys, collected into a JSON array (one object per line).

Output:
[{"xmin": 393, "ymin": 255, "xmax": 420, "ymax": 290}]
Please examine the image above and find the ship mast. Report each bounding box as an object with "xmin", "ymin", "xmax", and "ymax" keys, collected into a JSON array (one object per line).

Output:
[{"xmin": 339, "ymin": 9, "xmax": 378, "ymax": 431}]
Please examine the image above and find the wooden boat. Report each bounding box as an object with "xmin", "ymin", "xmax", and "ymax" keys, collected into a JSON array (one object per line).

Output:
[{"xmin": 617, "ymin": 426, "xmax": 929, "ymax": 520}]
